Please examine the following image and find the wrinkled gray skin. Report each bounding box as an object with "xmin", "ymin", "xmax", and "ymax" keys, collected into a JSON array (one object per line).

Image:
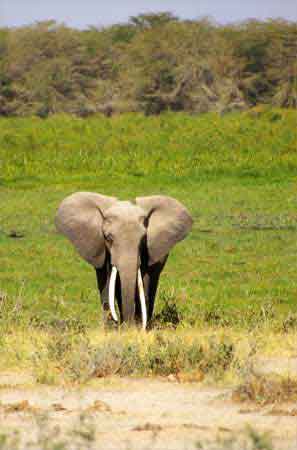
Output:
[{"xmin": 55, "ymin": 193, "xmax": 193, "ymax": 327}]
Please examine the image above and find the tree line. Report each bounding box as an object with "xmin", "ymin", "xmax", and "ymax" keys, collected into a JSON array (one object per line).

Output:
[{"xmin": 0, "ymin": 13, "xmax": 296, "ymax": 117}]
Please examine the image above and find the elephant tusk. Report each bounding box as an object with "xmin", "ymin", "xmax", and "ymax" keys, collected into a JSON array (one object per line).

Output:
[
  {"xmin": 137, "ymin": 269, "xmax": 147, "ymax": 330},
  {"xmin": 109, "ymin": 266, "xmax": 118, "ymax": 322}
]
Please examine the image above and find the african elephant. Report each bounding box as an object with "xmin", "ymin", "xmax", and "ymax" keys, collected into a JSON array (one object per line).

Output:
[{"xmin": 55, "ymin": 193, "xmax": 192, "ymax": 329}]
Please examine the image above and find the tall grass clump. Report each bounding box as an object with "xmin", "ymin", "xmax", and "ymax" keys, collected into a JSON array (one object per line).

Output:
[{"xmin": 28, "ymin": 329, "xmax": 235, "ymax": 383}]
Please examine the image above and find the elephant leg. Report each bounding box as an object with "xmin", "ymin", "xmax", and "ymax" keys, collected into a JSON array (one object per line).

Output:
[
  {"xmin": 95, "ymin": 264, "xmax": 115, "ymax": 328},
  {"xmin": 141, "ymin": 256, "xmax": 168, "ymax": 325}
]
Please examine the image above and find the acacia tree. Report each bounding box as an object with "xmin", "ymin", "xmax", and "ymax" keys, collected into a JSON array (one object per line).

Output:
[
  {"xmin": 129, "ymin": 12, "xmax": 178, "ymax": 29},
  {"xmin": 120, "ymin": 19, "xmax": 245, "ymax": 114},
  {"xmin": 265, "ymin": 20, "xmax": 297, "ymax": 107},
  {"xmin": 4, "ymin": 21, "xmax": 101, "ymax": 116},
  {"xmin": 0, "ymin": 28, "xmax": 14, "ymax": 115},
  {"xmin": 224, "ymin": 19, "xmax": 297, "ymax": 107}
]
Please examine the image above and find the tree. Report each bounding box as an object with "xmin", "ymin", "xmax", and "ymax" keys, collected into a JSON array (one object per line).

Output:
[
  {"xmin": 129, "ymin": 12, "xmax": 178, "ymax": 29},
  {"xmin": 0, "ymin": 16, "xmax": 296, "ymax": 117}
]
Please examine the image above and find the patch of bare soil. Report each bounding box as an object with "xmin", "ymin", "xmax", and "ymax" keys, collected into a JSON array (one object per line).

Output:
[{"xmin": 0, "ymin": 374, "xmax": 296, "ymax": 449}]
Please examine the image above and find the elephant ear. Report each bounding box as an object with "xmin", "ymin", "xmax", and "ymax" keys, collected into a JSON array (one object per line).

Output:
[
  {"xmin": 136, "ymin": 195, "xmax": 193, "ymax": 265},
  {"xmin": 55, "ymin": 192, "xmax": 117, "ymax": 268}
]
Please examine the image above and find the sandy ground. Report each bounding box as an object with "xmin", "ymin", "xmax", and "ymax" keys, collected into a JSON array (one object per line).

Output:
[{"xmin": 0, "ymin": 372, "xmax": 296, "ymax": 450}]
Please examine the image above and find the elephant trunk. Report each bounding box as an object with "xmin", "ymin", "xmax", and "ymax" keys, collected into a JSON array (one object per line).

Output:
[
  {"xmin": 118, "ymin": 262, "xmax": 138, "ymax": 324},
  {"xmin": 108, "ymin": 253, "xmax": 147, "ymax": 328}
]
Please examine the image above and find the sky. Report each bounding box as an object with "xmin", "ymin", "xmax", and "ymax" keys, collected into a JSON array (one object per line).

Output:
[{"xmin": 1, "ymin": 0, "xmax": 296, "ymax": 29}]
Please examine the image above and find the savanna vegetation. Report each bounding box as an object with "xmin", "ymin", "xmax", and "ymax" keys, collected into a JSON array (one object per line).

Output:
[
  {"xmin": 0, "ymin": 13, "xmax": 296, "ymax": 117},
  {"xmin": 0, "ymin": 15, "xmax": 296, "ymax": 449},
  {"xmin": 0, "ymin": 108, "xmax": 296, "ymax": 384}
]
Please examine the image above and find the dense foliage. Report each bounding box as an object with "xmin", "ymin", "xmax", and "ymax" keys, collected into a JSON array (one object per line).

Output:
[{"xmin": 0, "ymin": 13, "xmax": 296, "ymax": 117}]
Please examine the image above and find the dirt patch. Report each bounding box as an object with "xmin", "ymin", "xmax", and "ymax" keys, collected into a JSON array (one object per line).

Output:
[{"xmin": 0, "ymin": 377, "xmax": 296, "ymax": 449}]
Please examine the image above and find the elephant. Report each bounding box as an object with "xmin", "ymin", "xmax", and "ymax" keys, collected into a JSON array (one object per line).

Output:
[{"xmin": 55, "ymin": 192, "xmax": 193, "ymax": 329}]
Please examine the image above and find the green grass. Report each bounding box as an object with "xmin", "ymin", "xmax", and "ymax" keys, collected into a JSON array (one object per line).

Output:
[{"xmin": 0, "ymin": 108, "xmax": 297, "ymax": 331}]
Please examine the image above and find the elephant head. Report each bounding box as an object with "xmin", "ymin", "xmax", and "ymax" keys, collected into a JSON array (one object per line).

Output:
[{"xmin": 55, "ymin": 192, "xmax": 192, "ymax": 328}]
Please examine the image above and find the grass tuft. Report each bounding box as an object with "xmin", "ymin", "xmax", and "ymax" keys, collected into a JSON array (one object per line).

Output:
[{"xmin": 232, "ymin": 374, "xmax": 297, "ymax": 405}]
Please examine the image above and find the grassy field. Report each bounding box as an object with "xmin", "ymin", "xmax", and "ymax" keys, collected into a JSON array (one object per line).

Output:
[{"xmin": 1, "ymin": 107, "xmax": 297, "ymax": 331}]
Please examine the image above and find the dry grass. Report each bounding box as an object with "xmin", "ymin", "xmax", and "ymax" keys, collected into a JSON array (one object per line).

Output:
[
  {"xmin": 232, "ymin": 374, "xmax": 297, "ymax": 405},
  {"xmin": 0, "ymin": 326, "xmax": 296, "ymax": 387}
]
